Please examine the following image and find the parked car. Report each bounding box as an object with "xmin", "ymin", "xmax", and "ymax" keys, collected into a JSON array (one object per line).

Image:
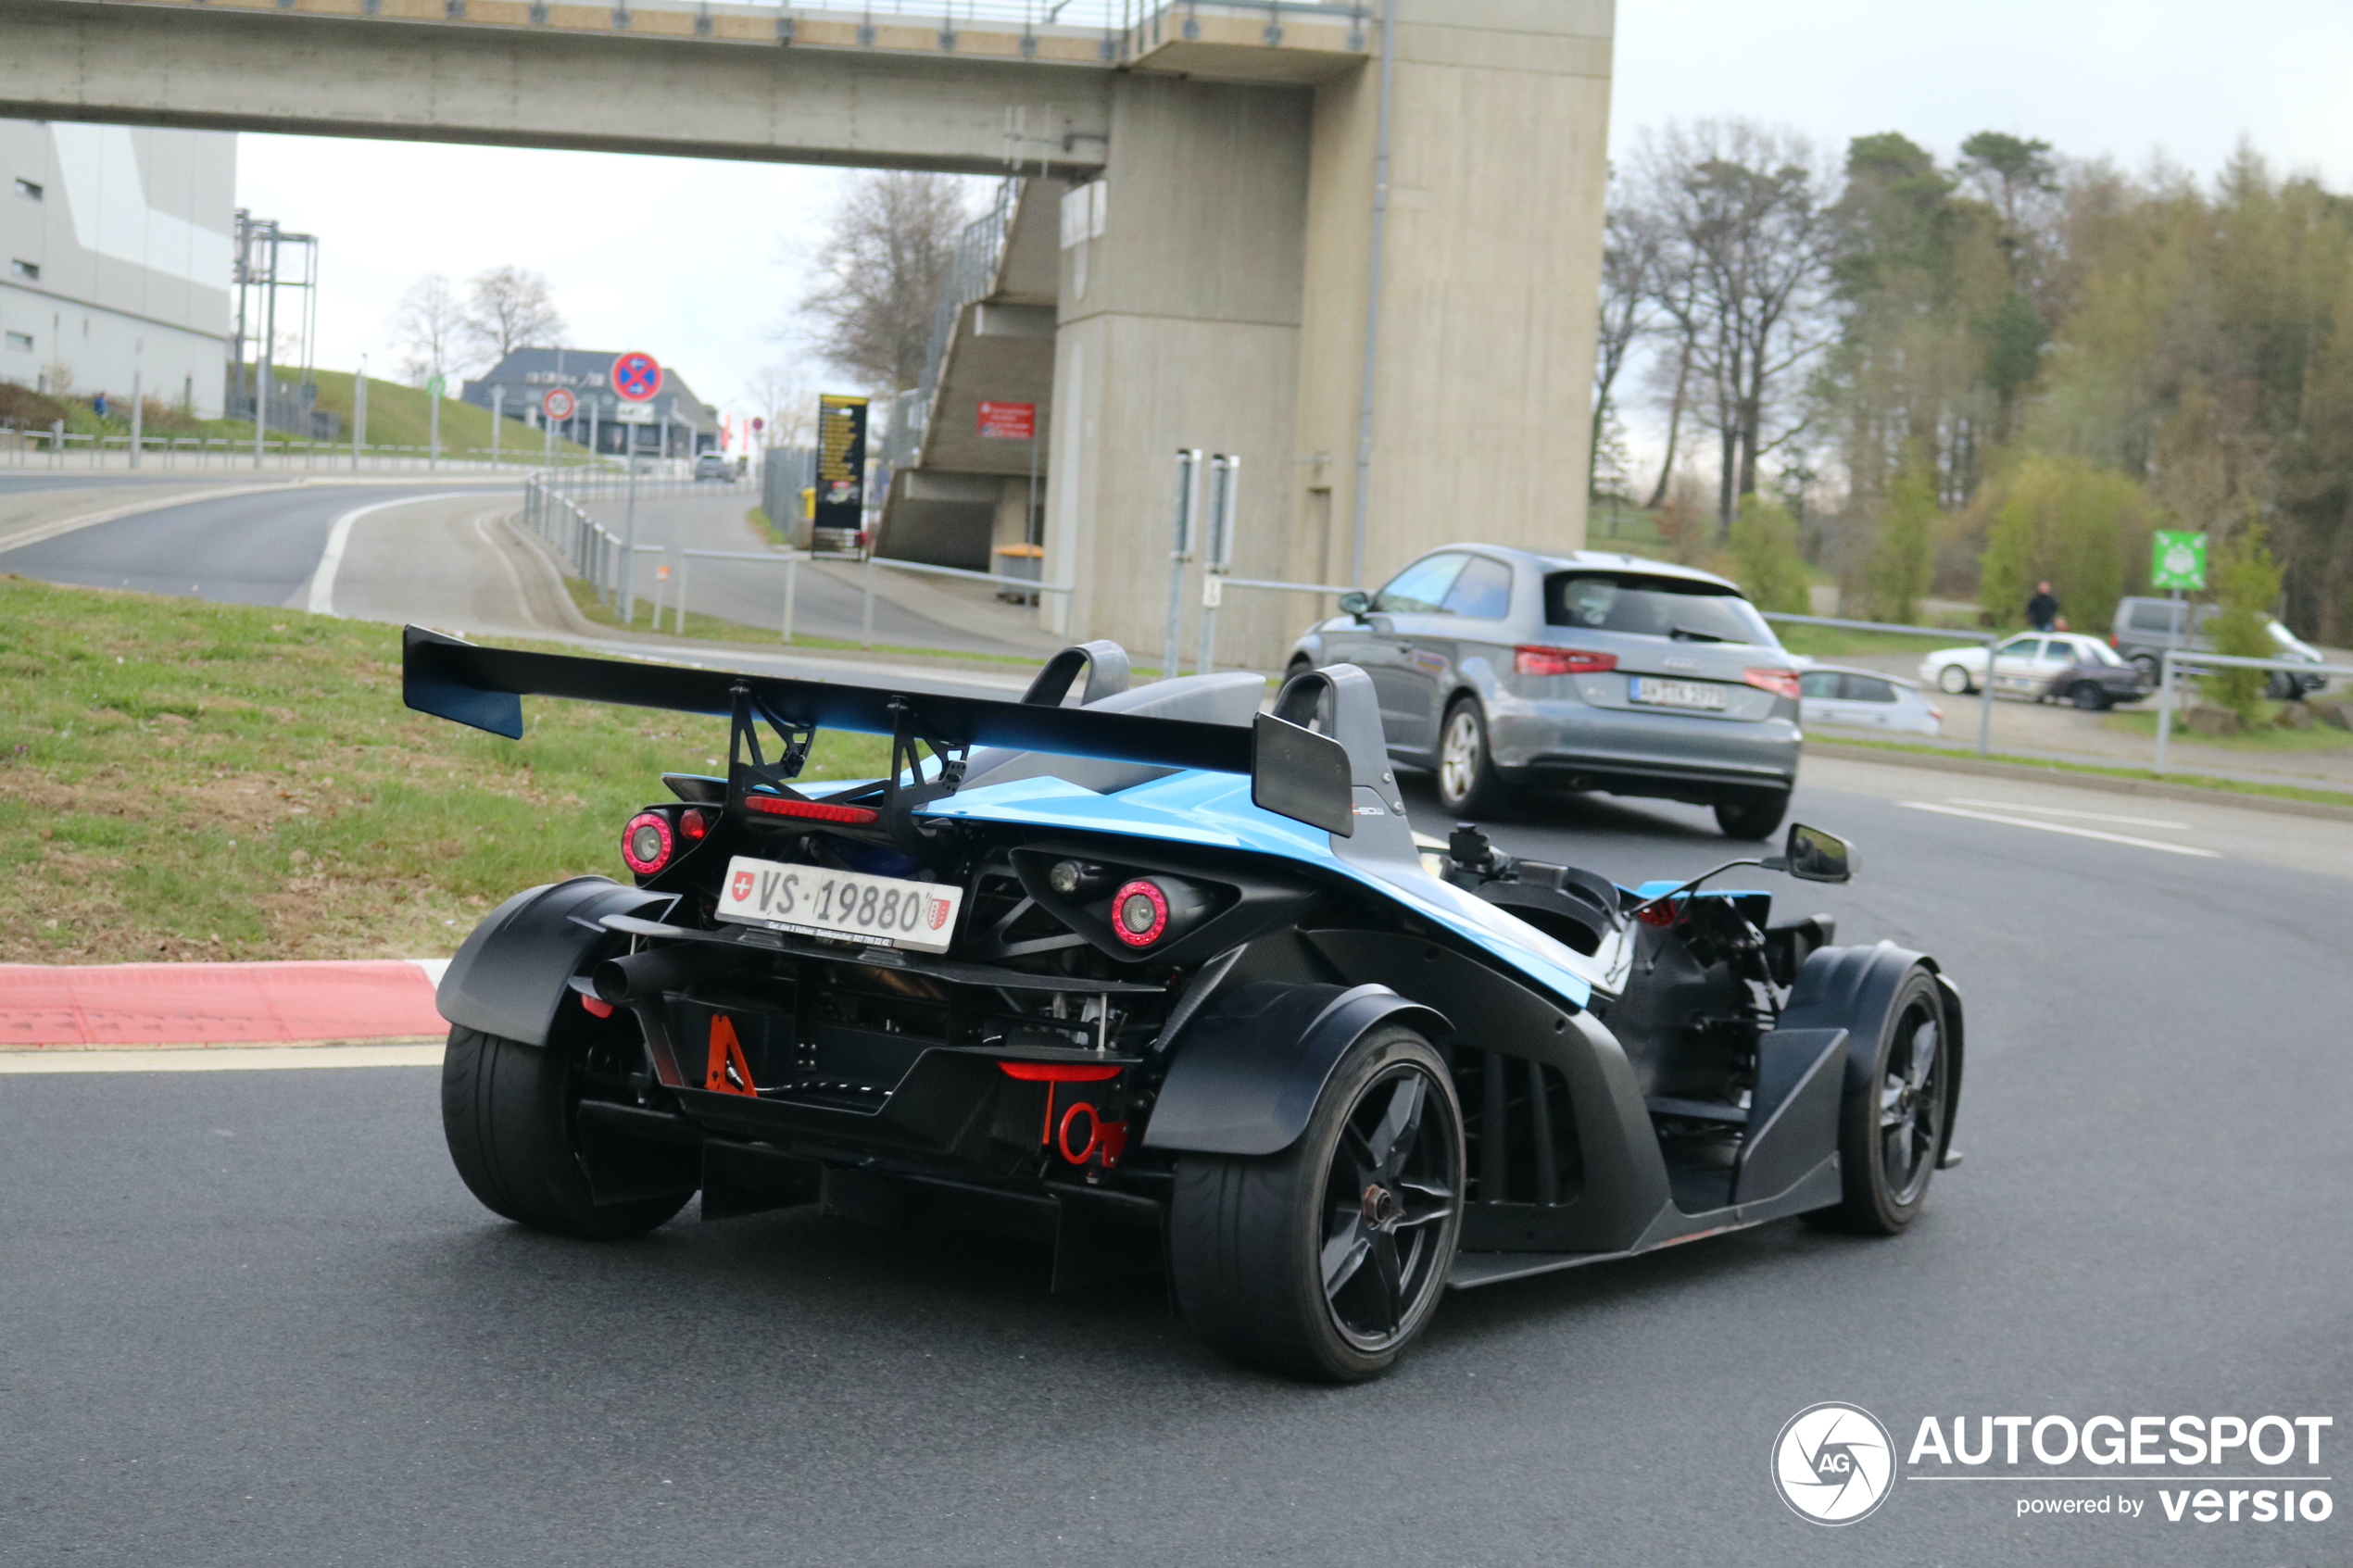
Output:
[
  {"xmin": 405, "ymin": 628, "xmax": 1962, "ymax": 1383},
  {"xmin": 1798, "ymin": 666, "xmax": 1945, "ymax": 734},
  {"xmin": 2110, "ymin": 596, "xmax": 2327, "ymax": 698},
  {"xmin": 2044, "ymin": 642, "xmax": 2150, "ymax": 710},
  {"xmin": 693, "ymin": 453, "xmax": 731, "ymax": 483},
  {"xmin": 1286, "ymin": 548, "xmax": 1803, "ymax": 838},
  {"xmin": 1919, "ymin": 631, "xmax": 2121, "ymax": 698}
]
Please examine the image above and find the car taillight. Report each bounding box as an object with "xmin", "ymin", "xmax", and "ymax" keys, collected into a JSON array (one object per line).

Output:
[
  {"xmin": 743, "ymin": 795, "xmax": 881, "ymax": 825},
  {"xmin": 679, "ymin": 808, "xmax": 710, "ymax": 840},
  {"xmin": 1111, "ymin": 879, "xmax": 1170, "ymax": 947},
  {"xmin": 621, "ymin": 811, "xmax": 674, "ymax": 875},
  {"xmin": 1516, "ymin": 646, "xmax": 1617, "ymax": 677},
  {"xmin": 1743, "ymin": 668, "xmax": 1803, "ymax": 700}
]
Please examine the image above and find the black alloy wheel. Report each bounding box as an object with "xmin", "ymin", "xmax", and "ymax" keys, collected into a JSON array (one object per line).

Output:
[
  {"xmin": 2070, "ymin": 681, "xmax": 2109, "ymax": 711},
  {"xmin": 1811, "ymin": 968, "xmax": 1948, "ymax": 1236},
  {"xmin": 1168, "ymin": 1026, "xmax": 1465, "ymax": 1382}
]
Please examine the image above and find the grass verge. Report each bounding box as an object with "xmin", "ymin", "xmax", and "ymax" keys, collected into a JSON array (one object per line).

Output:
[
  {"xmin": 0, "ymin": 575, "xmax": 890, "ymax": 963},
  {"xmin": 2102, "ymin": 708, "xmax": 2353, "ymax": 752},
  {"xmin": 1809, "ymin": 734, "xmax": 2353, "ymax": 810}
]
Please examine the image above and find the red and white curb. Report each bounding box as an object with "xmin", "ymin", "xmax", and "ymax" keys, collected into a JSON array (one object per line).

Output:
[{"xmin": 0, "ymin": 960, "xmax": 453, "ymax": 1073}]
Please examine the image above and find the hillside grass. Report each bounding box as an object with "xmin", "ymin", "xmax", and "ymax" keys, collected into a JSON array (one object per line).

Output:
[
  {"xmin": 0, "ymin": 576, "xmax": 889, "ymax": 963},
  {"xmin": 306, "ymin": 370, "xmax": 591, "ymax": 457},
  {"xmin": 1810, "ymin": 734, "xmax": 2353, "ymax": 810}
]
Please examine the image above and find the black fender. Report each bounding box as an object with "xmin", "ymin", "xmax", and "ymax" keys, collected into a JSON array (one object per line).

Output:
[
  {"xmin": 435, "ymin": 876, "xmax": 674, "ymax": 1047},
  {"xmin": 1779, "ymin": 939, "xmax": 1963, "ymax": 1160},
  {"xmin": 1141, "ymin": 982, "xmax": 1449, "ymax": 1157}
]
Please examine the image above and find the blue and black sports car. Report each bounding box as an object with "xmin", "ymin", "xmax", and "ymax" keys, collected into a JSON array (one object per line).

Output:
[{"xmin": 408, "ymin": 628, "xmax": 1964, "ymax": 1383}]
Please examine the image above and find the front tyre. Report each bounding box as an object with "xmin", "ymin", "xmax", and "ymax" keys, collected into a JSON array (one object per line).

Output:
[
  {"xmin": 1168, "ymin": 1027, "xmax": 1465, "ymax": 1383},
  {"xmin": 1435, "ymin": 698, "xmax": 1508, "ymax": 817},
  {"xmin": 1935, "ymin": 663, "xmax": 1975, "ymax": 696},
  {"xmin": 441, "ymin": 1025, "xmax": 691, "ymax": 1239},
  {"xmin": 1809, "ymin": 967, "xmax": 1950, "ymax": 1236},
  {"xmin": 1714, "ymin": 792, "xmax": 1790, "ymax": 840}
]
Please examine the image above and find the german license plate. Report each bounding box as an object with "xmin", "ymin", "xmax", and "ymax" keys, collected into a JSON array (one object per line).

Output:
[
  {"xmin": 714, "ymin": 856, "xmax": 964, "ymax": 953},
  {"xmin": 1629, "ymin": 677, "xmax": 1729, "ymax": 710}
]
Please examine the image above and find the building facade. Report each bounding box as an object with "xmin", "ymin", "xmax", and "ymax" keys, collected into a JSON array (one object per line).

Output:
[
  {"xmin": 462, "ymin": 347, "xmax": 718, "ymax": 458},
  {"xmin": 0, "ymin": 119, "xmax": 235, "ymax": 416}
]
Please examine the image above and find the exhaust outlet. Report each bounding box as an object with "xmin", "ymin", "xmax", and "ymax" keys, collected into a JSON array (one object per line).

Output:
[{"xmin": 592, "ymin": 946, "xmax": 714, "ymax": 1006}]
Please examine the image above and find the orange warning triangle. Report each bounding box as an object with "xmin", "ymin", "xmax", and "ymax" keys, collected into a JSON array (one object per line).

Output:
[{"xmin": 705, "ymin": 1015, "xmax": 756, "ymax": 1097}]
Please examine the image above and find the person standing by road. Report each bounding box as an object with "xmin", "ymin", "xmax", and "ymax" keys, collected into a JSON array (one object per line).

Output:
[{"xmin": 2027, "ymin": 581, "xmax": 2060, "ymax": 632}]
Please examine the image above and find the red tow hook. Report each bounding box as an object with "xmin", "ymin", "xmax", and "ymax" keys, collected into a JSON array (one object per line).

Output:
[{"xmin": 1057, "ymin": 1101, "xmax": 1129, "ymax": 1170}]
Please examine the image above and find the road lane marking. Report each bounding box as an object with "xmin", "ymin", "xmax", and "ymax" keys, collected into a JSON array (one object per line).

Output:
[
  {"xmin": 1945, "ymin": 797, "xmax": 2191, "ymax": 830},
  {"xmin": 0, "ymin": 1044, "xmax": 443, "ymax": 1073},
  {"xmin": 1901, "ymin": 801, "xmax": 2222, "ymax": 857},
  {"xmin": 307, "ymin": 492, "xmax": 484, "ymax": 616}
]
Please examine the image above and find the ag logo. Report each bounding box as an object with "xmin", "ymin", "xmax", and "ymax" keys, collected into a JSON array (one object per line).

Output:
[
  {"xmin": 731, "ymin": 870, "xmax": 754, "ymax": 902},
  {"xmin": 1771, "ymin": 1403, "xmax": 1895, "ymax": 1524}
]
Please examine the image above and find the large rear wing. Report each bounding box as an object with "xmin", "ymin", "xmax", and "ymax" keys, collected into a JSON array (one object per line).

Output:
[{"xmin": 400, "ymin": 626, "xmax": 1355, "ymax": 835}]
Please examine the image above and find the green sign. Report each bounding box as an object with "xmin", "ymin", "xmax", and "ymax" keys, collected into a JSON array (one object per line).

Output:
[
  {"xmin": 425, "ymin": 374, "xmax": 447, "ymax": 398},
  {"xmin": 2151, "ymin": 530, "xmax": 2207, "ymax": 591}
]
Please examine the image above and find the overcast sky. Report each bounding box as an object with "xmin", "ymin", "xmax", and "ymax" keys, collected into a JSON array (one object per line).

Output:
[{"xmin": 235, "ymin": 1, "xmax": 2353, "ymax": 439}]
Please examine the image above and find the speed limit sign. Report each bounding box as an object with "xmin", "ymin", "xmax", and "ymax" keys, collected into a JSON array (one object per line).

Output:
[{"xmin": 543, "ymin": 387, "xmax": 577, "ymax": 420}]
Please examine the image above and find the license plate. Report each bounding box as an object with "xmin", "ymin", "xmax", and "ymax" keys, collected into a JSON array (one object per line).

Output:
[
  {"xmin": 1629, "ymin": 677, "xmax": 1729, "ymax": 710},
  {"xmin": 714, "ymin": 856, "xmax": 964, "ymax": 953}
]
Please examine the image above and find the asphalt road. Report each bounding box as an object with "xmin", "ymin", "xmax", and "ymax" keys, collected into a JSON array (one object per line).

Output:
[
  {"xmin": 3, "ymin": 759, "xmax": 2346, "ymax": 1566},
  {"xmin": 0, "ymin": 483, "xmax": 503, "ymax": 608},
  {"xmin": 0, "ymin": 481, "xmax": 1046, "ymax": 671}
]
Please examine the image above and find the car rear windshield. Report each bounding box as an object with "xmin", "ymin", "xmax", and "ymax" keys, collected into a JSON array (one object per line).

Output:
[{"xmin": 1543, "ymin": 573, "xmax": 1779, "ymax": 647}]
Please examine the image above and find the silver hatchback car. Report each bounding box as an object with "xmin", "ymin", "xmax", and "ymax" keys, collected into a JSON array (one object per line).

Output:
[{"xmin": 1286, "ymin": 547, "xmax": 1804, "ymax": 838}]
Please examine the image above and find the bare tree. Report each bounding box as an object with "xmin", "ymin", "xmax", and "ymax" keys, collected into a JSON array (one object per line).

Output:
[
  {"xmin": 795, "ymin": 172, "xmax": 971, "ymax": 392},
  {"xmin": 391, "ymin": 273, "xmax": 467, "ymax": 386},
  {"xmin": 1591, "ymin": 194, "xmax": 1657, "ymax": 495},
  {"xmin": 746, "ymin": 363, "xmax": 817, "ymax": 448},
  {"xmin": 463, "ymin": 266, "xmax": 566, "ymax": 365},
  {"xmin": 1629, "ymin": 120, "xmax": 1835, "ymax": 532}
]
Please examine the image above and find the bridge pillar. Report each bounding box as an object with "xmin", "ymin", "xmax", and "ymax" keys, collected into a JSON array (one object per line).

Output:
[{"xmin": 1051, "ymin": 0, "xmax": 1614, "ymax": 671}]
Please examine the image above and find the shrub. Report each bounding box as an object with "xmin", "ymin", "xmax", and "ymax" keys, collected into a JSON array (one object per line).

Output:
[{"xmin": 1728, "ymin": 494, "xmax": 1810, "ymax": 614}]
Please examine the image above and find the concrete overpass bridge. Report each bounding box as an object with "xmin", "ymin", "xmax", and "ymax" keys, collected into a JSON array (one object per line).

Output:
[{"xmin": 0, "ymin": 0, "xmax": 1615, "ymax": 669}]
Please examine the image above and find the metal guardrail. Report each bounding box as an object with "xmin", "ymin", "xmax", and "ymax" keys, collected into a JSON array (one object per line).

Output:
[
  {"xmin": 3, "ymin": 427, "xmax": 594, "ymax": 472},
  {"xmin": 859, "ymin": 553, "xmax": 1070, "ymax": 648},
  {"xmin": 1761, "ymin": 612, "xmax": 1997, "ymax": 756},
  {"xmin": 2154, "ymin": 648, "xmax": 2353, "ymax": 773}
]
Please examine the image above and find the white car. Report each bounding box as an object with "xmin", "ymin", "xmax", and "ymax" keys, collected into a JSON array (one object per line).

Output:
[
  {"xmin": 1799, "ymin": 665, "xmax": 1945, "ymax": 735},
  {"xmin": 1919, "ymin": 631, "xmax": 2119, "ymax": 697}
]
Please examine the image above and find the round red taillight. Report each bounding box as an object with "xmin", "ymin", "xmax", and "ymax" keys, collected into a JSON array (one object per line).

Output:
[
  {"xmin": 678, "ymin": 808, "xmax": 710, "ymax": 840},
  {"xmin": 621, "ymin": 811, "xmax": 674, "ymax": 875},
  {"xmin": 1111, "ymin": 879, "xmax": 1170, "ymax": 947}
]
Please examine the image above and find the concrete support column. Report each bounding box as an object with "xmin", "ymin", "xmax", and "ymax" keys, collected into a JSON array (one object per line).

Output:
[
  {"xmin": 1290, "ymin": 1, "xmax": 1615, "ymax": 597},
  {"xmin": 1042, "ymin": 76, "xmax": 1310, "ymax": 670}
]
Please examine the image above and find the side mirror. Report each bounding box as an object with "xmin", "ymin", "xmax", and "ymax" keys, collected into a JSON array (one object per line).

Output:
[
  {"xmin": 1777, "ymin": 822, "xmax": 1856, "ymax": 884},
  {"xmin": 1338, "ymin": 590, "xmax": 1371, "ymax": 621}
]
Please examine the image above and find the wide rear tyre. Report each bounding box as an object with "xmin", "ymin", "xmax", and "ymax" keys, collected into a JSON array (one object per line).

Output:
[
  {"xmin": 1715, "ymin": 792, "xmax": 1790, "ymax": 840},
  {"xmin": 1167, "ymin": 1027, "xmax": 1465, "ymax": 1383},
  {"xmin": 441, "ymin": 1024, "xmax": 691, "ymax": 1239},
  {"xmin": 2070, "ymin": 681, "xmax": 2109, "ymax": 711},
  {"xmin": 1807, "ymin": 967, "xmax": 1950, "ymax": 1236}
]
